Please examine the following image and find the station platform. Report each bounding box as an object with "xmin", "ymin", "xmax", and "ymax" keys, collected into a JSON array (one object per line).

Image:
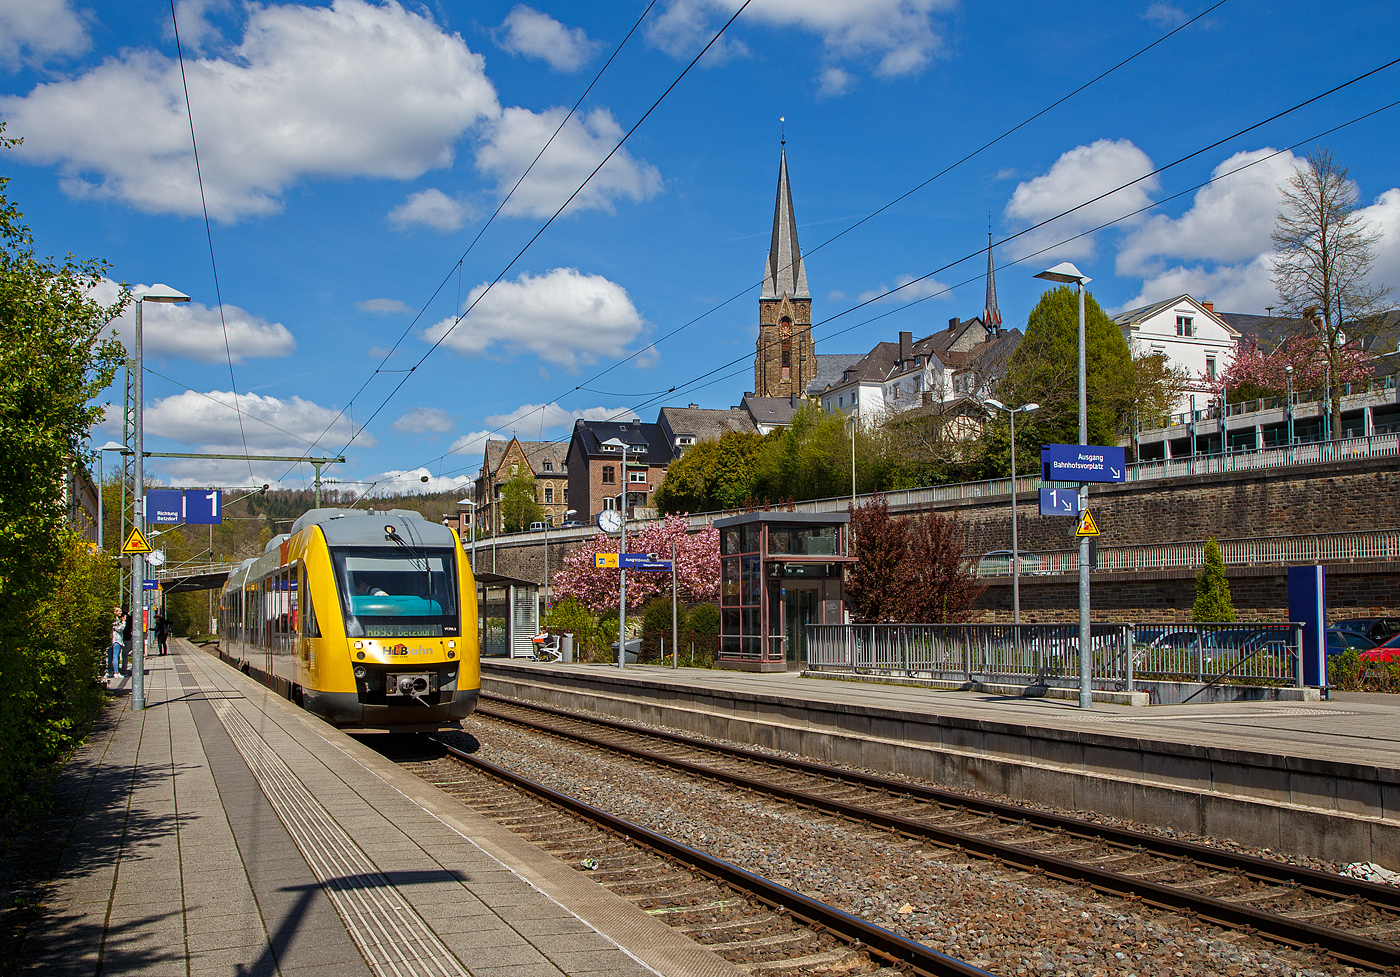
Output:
[
  {"xmin": 482, "ymin": 660, "xmax": 1400, "ymax": 869},
  {"xmin": 12, "ymin": 642, "xmax": 746, "ymax": 977}
]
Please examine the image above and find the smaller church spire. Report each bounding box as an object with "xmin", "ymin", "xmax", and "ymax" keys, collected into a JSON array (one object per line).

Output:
[
  {"xmin": 982, "ymin": 231, "xmax": 1002, "ymax": 329},
  {"xmin": 761, "ymin": 145, "xmax": 809, "ymax": 300}
]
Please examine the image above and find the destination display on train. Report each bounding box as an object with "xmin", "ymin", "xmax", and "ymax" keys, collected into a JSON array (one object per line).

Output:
[{"xmin": 364, "ymin": 624, "xmax": 444, "ymax": 638}]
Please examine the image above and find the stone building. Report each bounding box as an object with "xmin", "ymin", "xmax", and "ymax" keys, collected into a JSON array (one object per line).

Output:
[
  {"xmin": 474, "ymin": 438, "xmax": 570, "ymax": 533},
  {"xmin": 754, "ymin": 145, "xmax": 818, "ymax": 399}
]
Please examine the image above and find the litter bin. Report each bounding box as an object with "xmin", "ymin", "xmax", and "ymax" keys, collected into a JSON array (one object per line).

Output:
[{"xmin": 560, "ymin": 633, "xmax": 574, "ymax": 663}]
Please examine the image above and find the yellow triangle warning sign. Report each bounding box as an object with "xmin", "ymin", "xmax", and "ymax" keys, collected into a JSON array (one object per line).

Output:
[
  {"xmin": 121, "ymin": 526, "xmax": 153, "ymax": 554},
  {"xmin": 1076, "ymin": 509, "xmax": 1101, "ymax": 537}
]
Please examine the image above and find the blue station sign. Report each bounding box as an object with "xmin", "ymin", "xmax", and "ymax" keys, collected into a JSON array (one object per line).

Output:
[
  {"xmin": 1041, "ymin": 444, "xmax": 1126, "ymax": 483},
  {"xmin": 185, "ymin": 489, "xmax": 222, "ymax": 525},
  {"xmin": 619, "ymin": 552, "xmax": 673, "ymax": 571},
  {"xmin": 140, "ymin": 488, "xmax": 223, "ymax": 525},
  {"xmin": 144, "ymin": 489, "xmax": 184, "ymax": 524},
  {"xmin": 1038, "ymin": 488, "xmax": 1084, "ymax": 516}
]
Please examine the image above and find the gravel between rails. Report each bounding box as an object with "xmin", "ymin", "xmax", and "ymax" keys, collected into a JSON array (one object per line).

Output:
[{"xmin": 441, "ymin": 711, "xmax": 1357, "ymax": 977}]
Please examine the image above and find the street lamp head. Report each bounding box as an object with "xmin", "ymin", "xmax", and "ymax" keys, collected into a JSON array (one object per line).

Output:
[
  {"xmin": 99, "ymin": 440, "xmax": 126, "ymax": 452},
  {"xmin": 1285, "ymin": 365, "xmax": 1293, "ymax": 375},
  {"xmin": 602, "ymin": 437, "xmax": 627, "ymax": 449},
  {"xmin": 1034, "ymin": 262, "xmax": 1091, "ymax": 285},
  {"xmin": 138, "ymin": 283, "xmax": 190, "ymax": 304},
  {"xmin": 982, "ymin": 398, "xmax": 1007, "ymax": 412},
  {"xmin": 457, "ymin": 498, "xmax": 476, "ymax": 507},
  {"xmin": 1021, "ymin": 402, "xmax": 1040, "ymax": 413}
]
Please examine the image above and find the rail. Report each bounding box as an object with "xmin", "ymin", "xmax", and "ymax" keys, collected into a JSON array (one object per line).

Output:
[
  {"xmin": 977, "ymin": 529, "xmax": 1400, "ymax": 577},
  {"xmin": 805, "ymin": 622, "xmax": 1305, "ymax": 690}
]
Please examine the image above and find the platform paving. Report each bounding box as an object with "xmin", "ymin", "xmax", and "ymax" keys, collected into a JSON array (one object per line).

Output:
[{"xmin": 11, "ymin": 643, "xmax": 746, "ymax": 977}]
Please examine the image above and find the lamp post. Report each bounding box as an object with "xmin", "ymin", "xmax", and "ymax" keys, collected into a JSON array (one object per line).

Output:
[
  {"xmin": 131, "ymin": 284, "xmax": 190, "ymax": 712},
  {"xmin": 1034, "ymin": 262, "xmax": 1093, "ymax": 709},
  {"xmin": 603, "ymin": 438, "xmax": 629, "ymax": 668},
  {"xmin": 983, "ymin": 399, "xmax": 1039, "ymax": 624},
  {"xmin": 1285, "ymin": 366, "xmax": 1295, "ymax": 454},
  {"xmin": 542, "ymin": 509, "xmax": 575, "ymax": 605}
]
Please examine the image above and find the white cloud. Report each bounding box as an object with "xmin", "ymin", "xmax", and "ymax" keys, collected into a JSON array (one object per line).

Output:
[
  {"xmin": 1142, "ymin": 2, "xmax": 1187, "ymax": 27},
  {"xmin": 366, "ymin": 468, "xmax": 474, "ymax": 496},
  {"xmin": 422, "ymin": 267, "xmax": 646, "ymax": 370},
  {"xmin": 648, "ymin": 0, "xmax": 952, "ymax": 78},
  {"xmin": 448, "ymin": 429, "xmax": 496, "ymax": 457},
  {"xmin": 1118, "ymin": 254, "xmax": 1278, "ymax": 315},
  {"xmin": 93, "ymin": 279, "xmax": 296, "ymax": 363},
  {"xmin": 476, "ymin": 106, "xmax": 662, "ymax": 218},
  {"xmin": 164, "ymin": 0, "xmax": 230, "ymax": 52},
  {"xmin": 817, "ymin": 66, "xmax": 854, "ymax": 98},
  {"xmin": 392, "ymin": 406, "xmax": 456, "ymax": 435},
  {"xmin": 358, "ymin": 297, "xmax": 411, "ymax": 314},
  {"xmin": 388, "ymin": 187, "xmax": 473, "ymax": 232},
  {"xmin": 486, "ymin": 401, "xmax": 633, "ymax": 430},
  {"xmin": 858, "ymin": 273, "xmax": 952, "ymax": 304},
  {"xmin": 1004, "ymin": 138, "xmax": 1158, "ymax": 260},
  {"xmin": 644, "ymin": 0, "xmax": 750, "ymax": 63},
  {"xmin": 2, "ymin": 0, "xmax": 499, "ymax": 220},
  {"xmin": 1357, "ymin": 188, "xmax": 1400, "ymax": 298},
  {"xmin": 494, "ymin": 5, "xmax": 600, "ymax": 72},
  {"xmin": 1117, "ymin": 149, "xmax": 1304, "ymax": 275},
  {"xmin": 0, "ymin": 0, "xmax": 88, "ymax": 71}
]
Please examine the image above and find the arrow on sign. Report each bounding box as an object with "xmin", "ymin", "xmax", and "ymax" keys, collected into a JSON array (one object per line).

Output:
[{"xmin": 1110, "ymin": 466, "xmax": 1121, "ymax": 479}]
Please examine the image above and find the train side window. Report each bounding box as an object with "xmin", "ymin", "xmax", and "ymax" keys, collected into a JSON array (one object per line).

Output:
[{"xmin": 300, "ymin": 564, "xmax": 319, "ymax": 638}]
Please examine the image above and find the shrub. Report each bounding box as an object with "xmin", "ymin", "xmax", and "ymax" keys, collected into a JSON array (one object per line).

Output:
[
  {"xmin": 642, "ymin": 596, "xmax": 688, "ymax": 637},
  {"xmin": 1192, "ymin": 538, "xmax": 1236, "ymax": 622},
  {"xmin": 689, "ymin": 602, "xmax": 720, "ymax": 634}
]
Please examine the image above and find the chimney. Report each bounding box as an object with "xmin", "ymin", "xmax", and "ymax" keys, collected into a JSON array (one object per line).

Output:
[
  {"xmin": 948, "ymin": 317, "xmax": 959, "ymax": 331},
  {"xmin": 688, "ymin": 403, "xmax": 698, "ymax": 409},
  {"xmin": 1202, "ymin": 301, "xmax": 1214, "ymax": 313},
  {"xmin": 899, "ymin": 331, "xmax": 912, "ymax": 364},
  {"xmin": 790, "ymin": 392, "xmax": 799, "ymax": 408}
]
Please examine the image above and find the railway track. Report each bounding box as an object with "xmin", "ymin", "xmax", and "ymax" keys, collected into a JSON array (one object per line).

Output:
[
  {"xmin": 473, "ymin": 694, "xmax": 1400, "ymax": 973},
  {"xmin": 384, "ymin": 736, "xmax": 994, "ymax": 977}
]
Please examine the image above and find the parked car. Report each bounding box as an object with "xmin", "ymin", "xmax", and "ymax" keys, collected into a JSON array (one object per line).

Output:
[
  {"xmin": 1361, "ymin": 632, "xmax": 1400, "ymax": 664},
  {"xmin": 558, "ymin": 520, "xmax": 584, "ymax": 529},
  {"xmin": 1332, "ymin": 617, "xmax": 1400, "ymax": 645},
  {"xmin": 1326, "ymin": 628, "xmax": 1378, "ymax": 658},
  {"xmin": 528, "ymin": 521, "xmax": 547, "ymax": 532},
  {"xmin": 978, "ymin": 550, "xmax": 1050, "ymax": 575}
]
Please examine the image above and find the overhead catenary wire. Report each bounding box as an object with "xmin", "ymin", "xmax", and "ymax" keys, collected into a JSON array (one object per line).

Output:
[
  {"xmin": 168, "ymin": 0, "xmax": 254, "ymax": 481},
  {"xmin": 415, "ymin": 92, "xmax": 1400, "ymax": 481}
]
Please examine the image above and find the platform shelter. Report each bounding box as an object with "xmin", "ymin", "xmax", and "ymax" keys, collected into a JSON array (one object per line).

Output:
[{"xmin": 715, "ymin": 511, "xmax": 854, "ymax": 671}]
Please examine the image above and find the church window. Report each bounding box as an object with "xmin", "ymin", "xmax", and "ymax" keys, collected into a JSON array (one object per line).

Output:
[{"xmin": 545, "ymin": 487, "xmax": 554, "ymax": 504}]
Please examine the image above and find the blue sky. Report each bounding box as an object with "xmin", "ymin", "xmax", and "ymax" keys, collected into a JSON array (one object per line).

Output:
[{"xmin": 2, "ymin": 0, "xmax": 1398, "ymax": 494}]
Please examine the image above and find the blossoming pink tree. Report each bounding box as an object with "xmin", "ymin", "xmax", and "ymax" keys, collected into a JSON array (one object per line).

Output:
[
  {"xmin": 551, "ymin": 514, "xmax": 720, "ymax": 615},
  {"xmin": 1207, "ymin": 332, "xmax": 1372, "ymax": 401}
]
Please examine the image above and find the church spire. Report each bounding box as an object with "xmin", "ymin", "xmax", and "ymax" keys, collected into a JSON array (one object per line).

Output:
[
  {"xmin": 982, "ymin": 231, "xmax": 1002, "ymax": 329},
  {"xmin": 761, "ymin": 146, "xmax": 809, "ymax": 300}
]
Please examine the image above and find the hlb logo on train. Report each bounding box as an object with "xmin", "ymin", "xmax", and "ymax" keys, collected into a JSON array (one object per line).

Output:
[{"xmin": 389, "ymin": 644, "xmax": 410, "ymax": 656}]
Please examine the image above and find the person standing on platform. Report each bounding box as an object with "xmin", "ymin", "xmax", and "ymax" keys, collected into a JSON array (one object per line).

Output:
[
  {"xmin": 109, "ymin": 609, "xmax": 126, "ymax": 679},
  {"xmin": 155, "ymin": 614, "xmax": 171, "ymax": 656},
  {"xmin": 120, "ymin": 609, "xmax": 133, "ymax": 676}
]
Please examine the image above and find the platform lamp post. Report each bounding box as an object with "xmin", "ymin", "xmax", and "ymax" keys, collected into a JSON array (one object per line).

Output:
[
  {"xmin": 603, "ymin": 439, "xmax": 630, "ymax": 668},
  {"xmin": 983, "ymin": 400, "xmax": 1039, "ymax": 624},
  {"xmin": 1284, "ymin": 366, "xmax": 1295, "ymax": 457},
  {"xmin": 130, "ymin": 284, "xmax": 190, "ymax": 712},
  {"xmin": 1034, "ymin": 262, "xmax": 1093, "ymax": 709}
]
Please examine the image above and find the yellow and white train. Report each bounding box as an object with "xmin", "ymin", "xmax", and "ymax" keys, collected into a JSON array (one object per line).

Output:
[{"xmin": 219, "ymin": 507, "xmax": 479, "ymax": 730}]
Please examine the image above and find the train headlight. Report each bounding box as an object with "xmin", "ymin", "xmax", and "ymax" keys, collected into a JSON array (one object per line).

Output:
[
  {"xmin": 356, "ymin": 651, "xmax": 365, "ymax": 660},
  {"xmin": 448, "ymin": 640, "xmax": 456, "ymax": 649},
  {"xmin": 354, "ymin": 666, "xmax": 367, "ymax": 679},
  {"xmin": 354, "ymin": 641, "xmax": 363, "ymax": 650}
]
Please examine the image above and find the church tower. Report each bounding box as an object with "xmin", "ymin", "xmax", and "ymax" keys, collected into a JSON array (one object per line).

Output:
[{"xmin": 754, "ymin": 145, "xmax": 816, "ymax": 399}]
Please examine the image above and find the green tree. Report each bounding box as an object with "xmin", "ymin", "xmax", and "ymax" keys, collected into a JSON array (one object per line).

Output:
[
  {"xmin": 655, "ymin": 430, "xmax": 765, "ymax": 514},
  {"xmin": 1192, "ymin": 538, "xmax": 1236, "ymax": 623},
  {"xmin": 0, "ymin": 123, "xmax": 127, "ymax": 805},
  {"xmin": 500, "ymin": 472, "xmax": 543, "ymax": 532},
  {"xmin": 999, "ymin": 286, "xmax": 1134, "ymax": 448}
]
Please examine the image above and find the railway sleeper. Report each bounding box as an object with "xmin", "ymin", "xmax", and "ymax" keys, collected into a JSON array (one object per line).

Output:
[
  {"xmin": 737, "ymin": 947, "xmax": 867, "ymax": 974},
  {"xmin": 706, "ymin": 930, "xmax": 815, "ymax": 952},
  {"xmin": 676, "ymin": 913, "xmax": 784, "ymax": 935},
  {"xmin": 626, "ymin": 883, "xmax": 727, "ymax": 903}
]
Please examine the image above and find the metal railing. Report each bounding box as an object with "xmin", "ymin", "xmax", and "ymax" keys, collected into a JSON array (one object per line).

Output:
[
  {"xmin": 976, "ymin": 529, "xmax": 1400, "ymax": 577},
  {"xmin": 156, "ymin": 560, "xmax": 242, "ymax": 581},
  {"xmin": 806, "ymin": 622, "xmax": 1305, "ymax": 690},
  {"xmin": 1127, "ymin": 432, "xmax": 1399, "ymax": 481}
]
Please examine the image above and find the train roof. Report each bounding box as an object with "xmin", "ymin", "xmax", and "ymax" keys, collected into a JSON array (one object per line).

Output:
[{"xmin": 289, "ymin": 507, "xmax": 454, "ymax": 547}]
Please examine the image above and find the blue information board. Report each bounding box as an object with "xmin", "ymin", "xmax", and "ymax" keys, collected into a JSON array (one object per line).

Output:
[
  {"xmin": 1041, "ymin": 444, "xmax": 1126, "ymax": 483},
  {"xmin": 144, "ymin": 489, "xmax": 183, "ymax": 524},
  {"xmin": 1038, "ymin": 488, "xmax": 1083, "ymax": 516},
  {"xmin": 620, "ymin": 553, "xmax": 672, "ymax": 571},
  {"xmin": 1287, "ymin": 565, "xmax": 1327, "ymax": 686},
  {"xmin": 185, "ymin": 489, "xmax": 223, "ymax": 525}
]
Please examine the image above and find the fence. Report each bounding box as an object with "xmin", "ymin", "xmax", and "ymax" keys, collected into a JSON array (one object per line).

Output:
[
  {"xmin": 977, "ymin": 529, "xmax": 1400, "ymax": 577},
  {"xmin": 1126, "ymin": 431, "xmax": 1400, "ymax": 482},
  {"xmin": 806, "ymin": 621, "xmax": 1305, "ymax": 690}
]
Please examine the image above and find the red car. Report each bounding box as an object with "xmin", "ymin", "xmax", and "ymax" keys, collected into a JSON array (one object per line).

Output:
[{"xmin": 1360, "ymin": 632, "xmax": 1400, "ymax": 664}]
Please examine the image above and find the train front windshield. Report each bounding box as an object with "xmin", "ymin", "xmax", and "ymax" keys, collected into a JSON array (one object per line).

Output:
[{"xmin": 331, "ymin": 547, "xmax": 460, "ymax": 638}]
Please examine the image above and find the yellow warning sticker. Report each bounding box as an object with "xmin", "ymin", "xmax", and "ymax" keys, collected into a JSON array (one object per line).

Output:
[
  {"xmin": 1076, "ymin": 510, "xmax": 1100, "ymax": 537},
  {"xmin": 121, "ymin": 526, "xmax": 153, "ymax": 554},
  {"xmin": 594, "ymin": 553, "xmax": 618, "ymax": 569}
]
